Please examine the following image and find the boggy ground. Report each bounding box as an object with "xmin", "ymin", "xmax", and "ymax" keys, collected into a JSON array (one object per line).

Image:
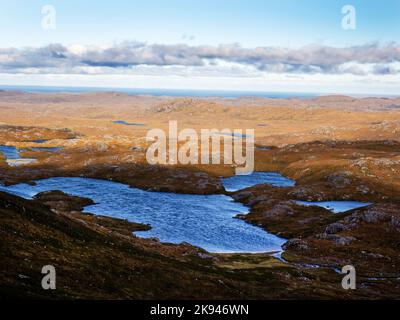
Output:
[
  {"xmin": 232, "ymin": 139, "xmax": 400, "ymax": 296},
  {"xmin": 1, "ymin": 92, "xmax": 400, "ymax": 299},
  {"xmin": 233, "ymin": 186, "xmax": 400, "ymax": 283},
  {"xmin": 0, "ymin": 125, "xmax": 223, "ymax": 194}
]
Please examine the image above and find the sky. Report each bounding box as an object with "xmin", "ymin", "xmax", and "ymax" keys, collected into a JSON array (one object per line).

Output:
[{"xmin": 0, "ymin": 0, "xmax": 399, "ymax": 94}]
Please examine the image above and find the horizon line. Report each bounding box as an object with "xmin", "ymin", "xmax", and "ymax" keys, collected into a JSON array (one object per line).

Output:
[{"xmin": 0, "ymin": 84, "xmax": 398, "ymax": 99}]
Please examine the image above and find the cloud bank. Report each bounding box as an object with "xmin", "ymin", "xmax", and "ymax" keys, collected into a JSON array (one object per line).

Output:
[{"xmin": 0, "ymin": 42, "xmax": 399, "ymax": 76}]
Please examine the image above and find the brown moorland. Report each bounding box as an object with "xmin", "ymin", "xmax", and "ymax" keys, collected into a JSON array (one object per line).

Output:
[{"xmin": 1, "ymin": 91, "xmax": 399, "ymax": 299}]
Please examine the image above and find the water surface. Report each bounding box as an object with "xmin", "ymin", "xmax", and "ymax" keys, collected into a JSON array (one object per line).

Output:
[
  {"xmin": 0, "ymin": 145, "xmax": 37, "ymax": 166},
  {"xmin": 23, "ymin": 147, "xmax": 63, "ymax": 152},
  {"xmin": 1, "ymin": 144, "xmax": 62, "ymax": 166},
  {"xmin": 295, "ymin": 201, "xmax": 373, "ymax": 213},
  {"xmin": 0, "ymin": 85, "xmax": 319, "ymax": 98},
  {"xmin": 256, "ymin": 146, "xmax": 271, "ymax": 150},
  {"xmin": 113, "ymin": 120, "xmax": 146, "ymax": 126},
  {"xmin": 222, "ymin": 172, "xmax": 295, "ymax": 192},
  {"xmin": 0, "ymin": 177, "xmax": 286, "ymax": 253},
  {"xmin": 0, "ymin": 145, "xmax": 20, "ymax": 160},
  {"xmin": 212, "ymin": 132, "xmax": 253, "ymax": 138}
]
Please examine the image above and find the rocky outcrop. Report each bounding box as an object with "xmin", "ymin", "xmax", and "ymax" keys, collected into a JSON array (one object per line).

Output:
[
  {"xmin": 34, "ymin": 190, "xmax": 95, "ymax": 212},
  {"xmin": 324, "ymin": 222, "xmax": 349, "ymax": 234},
  {"xmin": 316, "ymin": 233, "xmax": 356, "ymax": 245},
  {"xmin": 282, "ymin": 238, "xmax": 309, "ymax": 251},
  {"xmin": 326, "ymin": 171, "xmax": 352, "ymax": 188}
]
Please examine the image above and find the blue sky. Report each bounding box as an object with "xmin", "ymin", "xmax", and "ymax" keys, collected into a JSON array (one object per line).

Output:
[
  {"xmin": 1, "ymin": 0, "xmax": 399, "ymax": 47},
  {"xmin": 0, "ymin": 0, "xmax": 399, "ymax": 94}
]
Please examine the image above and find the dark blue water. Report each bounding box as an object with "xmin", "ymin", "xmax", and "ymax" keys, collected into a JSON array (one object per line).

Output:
[
  {"xmin": 24, "ymin": 147, "xmax": 63, "ymax": 152},
  {"xmin": 0, "ymin": 85, "xmax": 318, "ymax": 99},
  {"xmin": 0, "ymin": 177, "xmax": 286, "ymax": 253},
  {"xmin": 1, "ymin": 145, "xmax": 62, "ymax": 166},
  {"xmin": 295, "ymin": 201, "xmax": 372, "ymax": 213},
  {"xmin": 0, "ymin": 145, "xmax": 20, "ymax": 160},
  {"xmin": 29, "ymin": 139, "xmax": 49, "ymax": 144},
  {"xmin": 213, "ymin": 132, "xmax": 253, "ymax": 138},
  {"xmin": 222, "ymin": 172, "xmax": 295, "ymax": 192},
  {"xmin": 113, "ymin": 120, "xmax": 146, "ymax": 126},
  {"xmin": 256, "ymin": 146, "xmax": 271, "ymax": 150},
  {"xmin": 0, "ymin": 145, "xmax": 38, "ymax": 166},
  {"xmin": 1, "ymin": 145, "xmax": 63, "ymax": 158}
]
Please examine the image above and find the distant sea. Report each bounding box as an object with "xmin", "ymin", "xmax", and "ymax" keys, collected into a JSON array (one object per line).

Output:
[{"xmin": 0, "ymin": 85, "xmax": 318, "ymax": 99}]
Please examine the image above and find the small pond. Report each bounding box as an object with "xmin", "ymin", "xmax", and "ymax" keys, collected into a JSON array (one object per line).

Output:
[
  {"xmin": 295, "ymin": 201, "xmax": 373, "ymax": 213},
  {"xmin": 222, "ymin": 172, "xmax": 295, "ymax": 192}
]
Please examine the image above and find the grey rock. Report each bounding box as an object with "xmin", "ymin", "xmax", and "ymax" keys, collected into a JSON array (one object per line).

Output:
[
  {"xmin": 391, "ymin": 216, "xmax": 400, "ymax": 231},
  {"xmin": 361, "ymin": 209, "xmax": 390, "ymax": 223},
  {"xmin": 232, "ymin": 191, "xmax": 253, "ymax": 202},
  {"xmin": 262, "ymin": 201, "xmax": 295, "ymax": 218},
  {"xmin": 282, "ymin": 238, "xmax": 309, "ymax": 251},
  {"xmin": 318, "ymin": 233, "xmax": 356, "ymax": 245},
  {"xmin": 325, "ymin": 222, "xmax": 348, "ymax": 234},
  {"xmin": 327, "ymin": 171, "xmax": 352, "ymax": 188}
]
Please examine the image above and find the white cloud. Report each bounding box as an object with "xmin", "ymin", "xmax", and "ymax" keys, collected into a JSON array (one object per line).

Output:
[
  {"xmin": 0, "ymin": 42, "xmax": 399, "ymax": 76},
  {"xmin": 0, "ymin": 41, "xmax": 399, "ymax": 95}
]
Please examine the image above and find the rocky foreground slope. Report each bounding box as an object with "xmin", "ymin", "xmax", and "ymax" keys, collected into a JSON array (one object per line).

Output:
[
  {"xmin": 1, "ymin": 189, "xmax": 398, "ymax": 299},
  {"xmin": 1, "ymin": 92, "xmax": 400, "ymax": 299}
]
